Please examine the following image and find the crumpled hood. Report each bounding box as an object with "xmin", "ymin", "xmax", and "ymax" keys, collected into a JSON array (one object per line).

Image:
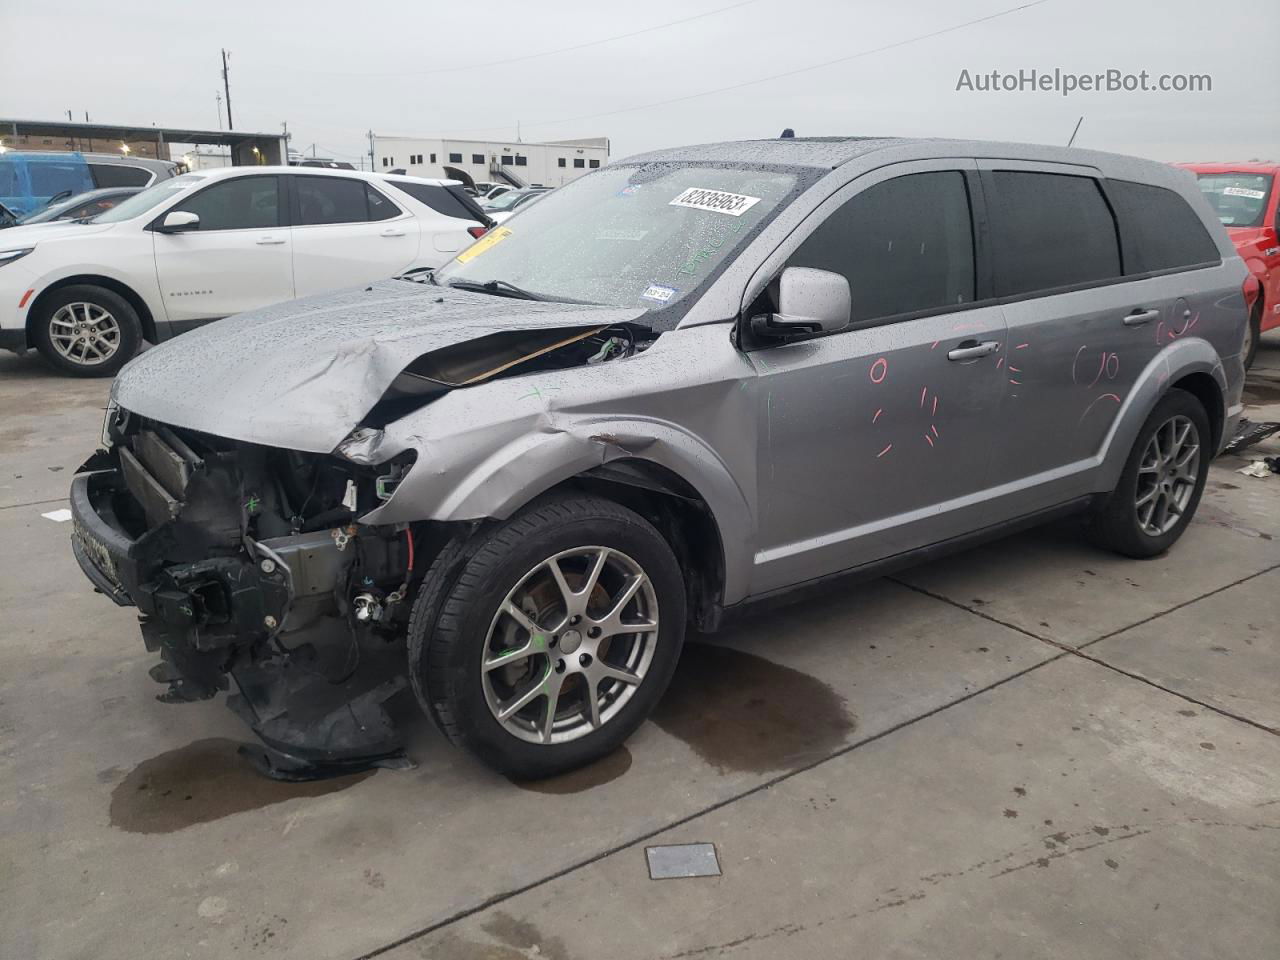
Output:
[{"xmin": 113, "ymin": 279, "xmax": 644, "ymax": 453}]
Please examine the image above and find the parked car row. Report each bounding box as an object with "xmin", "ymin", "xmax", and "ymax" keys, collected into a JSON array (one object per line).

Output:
[
  {"xmin": 1180, "ymin": 161, "xmax": 1280, "ymax": 368},
  {"xmin": 480, "ymin": 185, "xmax": 551, "ymax": 223},
  {"xmin": 67, "ymin": 136, "xmax": 1250, "ymax": 782},
  {"xmin": 0, "ymin": 166, "xmax": 491, "ymax": 375},
  {"xmin": 0, "ymin": 150, "xmax": 176, "ymax": 217}
]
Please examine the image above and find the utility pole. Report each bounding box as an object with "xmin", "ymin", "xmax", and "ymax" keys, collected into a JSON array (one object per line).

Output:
[
  {"xmin": 367, "ymin": 129, "xmax": 375, "ymax": 170},
  {"xmin": 221, "ymin": 49, "xmax": 234, "ymax": 130},
  {"xmin": 215, "ymin": 91, "xmax": 223, "ymax": 131}
]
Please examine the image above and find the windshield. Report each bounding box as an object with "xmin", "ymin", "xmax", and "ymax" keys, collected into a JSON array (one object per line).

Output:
[
  {"xmin": 90, "ymin": 174, "xmax": 205, "ymax": 223},
  {"xmin": 17, "ymin": 195, "xmax": 81, "ymax": 224},
  {"xmin": 436, "ymin": 163, "xmax": 806, "ymax": 325},
  {"xmin": 1194, "ymin": 173, "xmax": 1274, "ymax": 228}
]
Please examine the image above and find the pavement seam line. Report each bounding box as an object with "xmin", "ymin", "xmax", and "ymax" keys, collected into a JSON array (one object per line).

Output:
[
  {"xmin": 1076, "ymin": 561, "xmax": 1280, "ymax": 650},
  {"xmin": 0, "ymin": 497, "xmax": 69, "ymax": 512},
  {"xmin": 351, "ymin": 651, "xmax": 1067, "ymax": 960},
  {"xmin": 892, "ymin": 574, "xmax": 1280, "ymax": 738}
]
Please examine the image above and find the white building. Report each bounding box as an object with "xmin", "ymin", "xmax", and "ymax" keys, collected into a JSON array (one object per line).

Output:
[{"xmin": 372, "ymin": 135, "xmax": 609, "ymax": 189}]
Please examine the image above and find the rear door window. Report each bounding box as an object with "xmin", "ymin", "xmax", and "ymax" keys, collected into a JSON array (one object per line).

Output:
[
  {"xmin": 294, "ymin": 176, "xmax": 369, "ymax": 225},
  {"xmin": 987, "ymin": 171, "xmax": 1121, "ymax": 297},
  {"xmin": 90, "ymin": 163, "xmax": 152, "ymax": 188},
  {"xmin": 171, "ymin": 175, "xmax": 280, "ymax": 230},
  {"xmin": 1107, "ymin": 180, "xmax": 1220, "ymax": 273},
  {"xmin": 365, "ymin": 184, "xmax": 401, "ymax": 221},
  {"xmin": 788, "ymin": 170, "xmax": 976, "ymax": 324}
]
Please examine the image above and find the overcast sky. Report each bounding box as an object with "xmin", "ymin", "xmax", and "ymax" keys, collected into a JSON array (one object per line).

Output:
[{"xmin": 2, "ymin": 0, "xmax": 1276, "ymax": 165}]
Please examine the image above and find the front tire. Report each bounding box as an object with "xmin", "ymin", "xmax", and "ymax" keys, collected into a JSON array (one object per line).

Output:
[
  {"xmin": 1087, "ymin": 388, "xmax": 1210, "ymax": 558},
  {"xmin": 408, "ymin": 495, "xmax": 686, "ymax": 779},
  {"xmin": 32, "ymin": 284, "xmax": 142, "ymax": 377}
]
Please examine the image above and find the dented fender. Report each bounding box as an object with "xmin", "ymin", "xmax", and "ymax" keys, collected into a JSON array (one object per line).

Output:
[{"xmin": 360, "ymin": 324, "xmax": 760, "ymax": 604}]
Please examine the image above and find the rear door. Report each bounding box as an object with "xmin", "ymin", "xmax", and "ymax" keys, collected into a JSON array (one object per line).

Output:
[
  {"xmin": 976, "ymin": 164, "xmax": 1220, "ymax": 514},
  {"xmin": 288, "ymin": 175, "xmax": 418, "ymax": 296},
  {"xmin": 749, "ymin": 162, "xmax": 1010, "ymax": 592},
  {"xmin": 152, "ymin": 174, "xmax": 295, "ymax": 327}
]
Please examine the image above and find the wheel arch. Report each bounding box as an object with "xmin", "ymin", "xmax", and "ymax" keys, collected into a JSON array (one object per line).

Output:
[
  {"xmin": 26, "ymin": 274, "xmax": 158, "ymax": 346},
  {"xmin": 367, "ymin": 419, "xmax": 755, "ymax": 611},
  {"xmin": 1097, "ymin": 338, "xmax": 1229, "ymax": 490},
  {"xmin": 551, "ymin": 460, "xmax": 729, "ymax": 632}
]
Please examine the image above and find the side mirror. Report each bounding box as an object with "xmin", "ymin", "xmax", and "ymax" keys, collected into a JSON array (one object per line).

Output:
[
  {"xmin": 158, "ymin": 210, "xmax": 200, "ymax": 233},
  {"xmin": 751, "ymin": 266, "xmax": 851, "ymax": 341}
]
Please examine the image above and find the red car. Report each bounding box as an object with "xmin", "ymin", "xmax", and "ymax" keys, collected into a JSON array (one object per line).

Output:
[{"xmin": 1179, "ymin": 162, "xmax": 1278, "ymax": 367}]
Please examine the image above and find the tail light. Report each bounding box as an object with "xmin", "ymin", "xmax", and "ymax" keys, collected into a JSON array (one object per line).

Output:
[{"xmin": 467, "ymin": 225, "xmax": 488, "ymax": 239}]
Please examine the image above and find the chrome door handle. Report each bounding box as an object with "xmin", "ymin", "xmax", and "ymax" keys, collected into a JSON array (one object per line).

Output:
[
  {"xmin": 1123, "ymin": 308, "xmax": 1159, "ymax": 326},
  {"xmin": 947, "ymin": 340, "xmax": 1000, "ymax": 361},
  {"xmin": 255, "ymin": 236, "xmax": 286, "ymax": 245},
  {"xmin": 380, "ymin": 228, "xmax": 406, "ymax": 238}
]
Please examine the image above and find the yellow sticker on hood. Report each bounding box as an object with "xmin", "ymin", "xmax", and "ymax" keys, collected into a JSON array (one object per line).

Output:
[{"xmin": 455, "ymin": 226, "xmax": 512, "ymax": 263}]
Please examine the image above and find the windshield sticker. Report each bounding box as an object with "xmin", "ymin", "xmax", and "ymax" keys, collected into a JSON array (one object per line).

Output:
[
  {"xmin": 597, "ymin": 227, "xmax": 650, "ymax": 241},
  {"xmin": 617, "ymin": 184, "xmax": 643, "ymax": 197},
  {"xmin": 1222, "ymin": 186, "xmax": 1266, "ymax": 200},
  {"xmin": 455, "ymin": 226, "xmax": 512, "ymax": 263},
  {"xmin": 641, "ymin": 283, "xmax": 678, "ymax": 304},
  {"xmin": 669, "ymin": 187, "xmax": 762, "ymax": 217}
]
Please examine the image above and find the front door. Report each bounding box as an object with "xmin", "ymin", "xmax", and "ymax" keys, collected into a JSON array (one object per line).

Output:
[
  {"xmin": 749, "ymin": 164, "xmax": 1009, "ymax": 594},
  {"xmin": 153, "ymin": 174, "xmax": 294, "ymax": 328},
  {"xmin": 288, "ymin": 175, "xmax": 418, "ymax": 297}
]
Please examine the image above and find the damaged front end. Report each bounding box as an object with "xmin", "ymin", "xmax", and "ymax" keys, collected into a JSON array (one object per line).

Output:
[{"xmin": 71, "ymin": 405, "xmax": 429, "ymax": 779}]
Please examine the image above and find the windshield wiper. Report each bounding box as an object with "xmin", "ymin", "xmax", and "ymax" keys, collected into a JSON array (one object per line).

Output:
[
  {"xmin": 445, "ymin": 279, "xmax": 551, "ymax": 302},
  {"xmin": 445, "ymin": 279, "xmax": 604, "ymax": 305}
]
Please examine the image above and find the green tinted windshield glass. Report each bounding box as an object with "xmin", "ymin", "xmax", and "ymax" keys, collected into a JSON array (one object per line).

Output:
[
  {"xmin": 90, "ymin": 174, "xmax": 205, "ymax": 223},
  {"xmin": 1194, "ymin": 173, "xmax": 1273, "ymax": 228},
  {"xmin": 435, "ymin": 164, "xmax": 804, "ymax": 324}
]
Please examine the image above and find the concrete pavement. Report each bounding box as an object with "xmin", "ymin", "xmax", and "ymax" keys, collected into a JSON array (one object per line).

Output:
[{"xmin": 1, "ymin": 332, "xmax": 1278, "ymax": 959}]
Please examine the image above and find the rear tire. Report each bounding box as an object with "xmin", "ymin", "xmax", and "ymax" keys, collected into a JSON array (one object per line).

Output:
[
  {"xmin": 408, "ymin": 494, "xmax": 686, "ymax": 779},
  {"xmin": 32, "ymin": 284, "xmax": 142, "ymax": 378},
  {"xmin": 1087, "ymin": 388, "xmax": 1210, "ymax": 558}
]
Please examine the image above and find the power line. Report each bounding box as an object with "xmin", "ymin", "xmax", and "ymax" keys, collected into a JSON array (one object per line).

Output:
[
  {"xmin": 310, "ymin": 0, "xmax": 760, "ymax": 77},
  {"xmin": 437, "ymin": 0, "xmax": 1053, "ymax": 138}
]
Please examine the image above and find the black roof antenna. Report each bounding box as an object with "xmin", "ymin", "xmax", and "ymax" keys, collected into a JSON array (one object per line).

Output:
[{"xmin": 780, "ymin": 127, "xmax": 795, "ymax": 139}]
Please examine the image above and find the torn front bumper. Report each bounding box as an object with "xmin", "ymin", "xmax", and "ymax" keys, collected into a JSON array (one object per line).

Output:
[{"xmin": 70, "ymin": 454, "xmax": 412, "ymax": 779}]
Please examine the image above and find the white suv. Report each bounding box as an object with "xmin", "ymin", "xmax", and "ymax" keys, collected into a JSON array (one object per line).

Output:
[{"xmin": 0, "ymin": 166, "xmax": 490, "ymax": 375}]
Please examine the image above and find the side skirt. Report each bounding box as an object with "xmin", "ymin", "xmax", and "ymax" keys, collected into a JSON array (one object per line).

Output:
[{"xmin": 709, "ymin": 495, "xmax": 1097, "ymax": 631}]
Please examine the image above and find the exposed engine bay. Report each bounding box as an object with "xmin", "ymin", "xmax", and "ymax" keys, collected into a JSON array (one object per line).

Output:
[{"xmin": 71, "ymin": 318, "xmax": 655, "ymax": 779}]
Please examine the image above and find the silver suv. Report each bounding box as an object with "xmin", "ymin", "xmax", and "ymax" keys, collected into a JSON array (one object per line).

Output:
[{"xmin": 71, "ymin": 137, "xmax": 1247, "ymax": 780}]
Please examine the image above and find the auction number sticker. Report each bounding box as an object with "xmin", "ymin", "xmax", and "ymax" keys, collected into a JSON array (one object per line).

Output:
[
  {"xmin": 456, "ymin": 226, "xmax": 513, "ymax": 263},
  {"xmin": 669, "ymin": 187, "xmax": 761, "ymax": 217},
  {"xmin": 641, "ymin": 283, "xmax": 678, "ymax": 303},
  {"xmin": 1222, "ymin": 186, "xmax": 1266, "ymax": 200}
]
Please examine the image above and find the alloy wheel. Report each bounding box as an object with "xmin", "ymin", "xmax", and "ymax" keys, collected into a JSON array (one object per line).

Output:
[
  {"xmin": 1134, "ymin": 414, "xmax": 1200, "ymax": 537},
  {"xmin": 49, "ymin": 302, "xmax": 121, "ymax": 367},
  {"xmin": 481, "ymin": 546, "xmax": 660, "ymax": 745}
]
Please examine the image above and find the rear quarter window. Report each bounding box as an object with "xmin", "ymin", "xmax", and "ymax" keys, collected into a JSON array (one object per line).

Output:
[
  {"xmin": 90, "ymin": 164, "xmax": 153, "ymax": 188},
  {"xmin": 388, "ymin": 180, "xmax": 486, "ymax": 222},
  {"xmin": 1107, "ymin": 180, "xmax": 1220, "ymax": 274}
]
